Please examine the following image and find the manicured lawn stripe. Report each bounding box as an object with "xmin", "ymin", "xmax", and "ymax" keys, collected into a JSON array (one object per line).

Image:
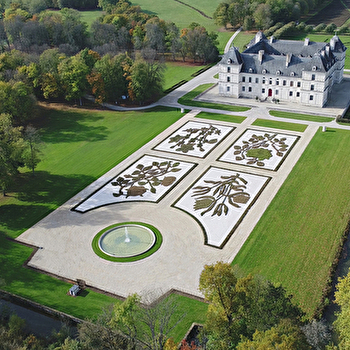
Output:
[
  {"xmin": 233, "ymin": 128, "xmax": 350, "ymax": 318},
  {"xmin": 195, "ymin": 111, "xmax": 246, "ymax": 123},
  {"xmin": 252, "ymin": 119, "xmax": 307, "ymax": 132},
  {"xmin": 178, "ymin": 84, "xmax": 250, "ymax": 112},
  {"xmin": 270, "ymin": 110, "xmax": 333, "ymax": 123}
]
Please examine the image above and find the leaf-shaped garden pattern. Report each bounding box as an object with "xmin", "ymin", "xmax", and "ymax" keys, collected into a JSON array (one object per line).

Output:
[
  {"xmin": 233, "ymin": 133, "xmax": 289, "ymax": 167},
  {"xmin": 192, "ymin": 173, "xmax": 251, "ymax": 217},
  {"xmin": 168, "ymin": 125, "xmax": 221, "ymax": 153},
  {"xmin": 111, "ymin": 161, "xmax": 181, "ymax": 198}
]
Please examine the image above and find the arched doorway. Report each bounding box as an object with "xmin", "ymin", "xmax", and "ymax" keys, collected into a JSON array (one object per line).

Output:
[{"xmin": 268, "ymin": 88, "xmax": 272, "ymax": 97}]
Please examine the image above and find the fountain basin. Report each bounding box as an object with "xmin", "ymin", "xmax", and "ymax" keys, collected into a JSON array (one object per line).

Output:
[{"xmin": 92, "ymin": 223, "xmax": 162, "ymax": 262}]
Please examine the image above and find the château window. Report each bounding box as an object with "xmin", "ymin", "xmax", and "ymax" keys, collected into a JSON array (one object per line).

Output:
[
  {"xmin": 249, "ymin": 77, "xmax": 252, "ymax": 83},
  {"xmin": 289, "ymin": 91, "xmax": 293, "ymax": 96},
  {"xmin": 227, "ymin": 86, "xmax": 230, "ymax": 92},
  {"xmin": 242, "ymin": 86, "xmax": 245, "ymax": 92},
  {"xmin": 227, "ymin": 76, "xmax": 230, "ymax": 82},
  {"xmin": 310, "ymin": 95, "xmax": 314, "ymax": 100},
  {"xmin": 283, "ymin": 80, "xmax": 287, "ymax": 86},
  {"xmin": 227, "ymin": 67, "xmax": 231, "ymax": 73},
  {"xmin": 290, "ymin": 81, "xmax": 294, "ymax": 87},
  {"xmin": 248, "ymin": 87, "xmax": 252, "ymax": 92},
  {"xmin": 276, "ymin": 89, "xmax": 279, "ymax": 95},
  {"xmin": 311, "ymin": 84, "xmax": 314, "ymax": 91},
  {"xmin": 296, "ymin": 92, "xmax": 300, "ymax": 97},
  {"xmin": 269, "ymin": 78, "xmax": 272, "ymax": 84},
  {"xmin": 255, "ymin": 78, "xmax": 259, "ymax": 83},
  {"xmin": 262, "ymin": 88, "xmax": 265, "ymax": 93},
  {"xmin": 242, "ymin": 76, "xmax": 246, "ymax": 82},
  {"xmin": 262, "ymin": 78, "xmax": 266, "ymax": 84},
  {"xmin": 276, "ymin": 78, "xmax": 279, "ymax": 85},
  {"xmin": 312, "ymin": 74, "xmax": 315, "ymax": 81}
]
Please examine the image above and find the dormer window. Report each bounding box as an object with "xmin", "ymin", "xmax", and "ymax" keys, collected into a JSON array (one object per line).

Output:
[
  {"xmin": 312, "ymin": 66, "xmax": 317, "ymax": 71},
  {"xmin": 290, "ymin": 72, "xmax": 295, "ymax": 76},
  {"xmin": 276, "ymin": 70, "xmax": 281, "ymax": 75},
  {"xmin": 262, "ymin": 69, "xmax": 267, "ymax": 74},
  {"xmin": 249, "ymin": 68, "xmax": 253, "ymax": 73},
  {"xmin": 227, "ymin": 58, "xmax": 232, "ymax": 64}
]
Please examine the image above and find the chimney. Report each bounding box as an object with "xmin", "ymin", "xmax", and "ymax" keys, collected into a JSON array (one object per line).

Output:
[
  {"xmin": 325, "ymin": 45, "xmax": 330, "ymax": 56},
  {"xmin": 304, "ymin": 37, "xmax": 309, "ymax": 46},
  {"xmin": 270, "ymin": 35, "xmax": 274, "ymax": 44},
  {"xmin": 286, "ymin": 53, "xmax": 292, "ymax": 67},
  {"xmin": 258, "ymin": 50, "xmax": 264, "ymax": 64},
  {"xmin": 255, "ymin": 31, "xmax": 263, "ymax": 44}
]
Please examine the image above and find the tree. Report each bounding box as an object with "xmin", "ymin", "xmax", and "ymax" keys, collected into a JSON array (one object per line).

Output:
[
  {"xmin": 23, "ymin": 125, "xmax": 42, "ymax": 175},
  {"xmin": 78, "ymin": 305, "xmax": 130, "ymax": 349},
  {"xmin": 213, "ymin": 3, "xmax": 230, "ymax": 29},
  {"xmin": 58, "ymin": 54, "xmax": 90, "ymax": 104},
  {"xmin": 109, "ymin": 291, "xmax": 186, "ymax": 350},
  {"xmin": 0, "ymin": 114, "xmax": 24, "ymax": 196},
  {"xmin": 127, "ymin": 57, "xmax": 164, "ymax": 104},
  {"xmin": 94, "ymin": 53, "xmax": 131, "ymax": 102},
  {"xmin": 199, "ymin": 262, "xmax": 304, "ymax": 350},
  {"xmin": 301, "ymin": 319, "xmax": 331, "ymax": 349},
  {"xmin": 237, "ymin": 319, "xmax": 310, "ymax": 349},
  {"xmin": 333, "ymin": 268, "xmax": 350, "ymax": 349},
  {"xmin": 253, "ymin": 3, "xmax": 273, "ymax": 30}
]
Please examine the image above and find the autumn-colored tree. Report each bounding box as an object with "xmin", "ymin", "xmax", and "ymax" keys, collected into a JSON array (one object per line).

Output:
[
  {"xmin": 199, "ymin": 262, "xmax": 304, "ymax": 350},
  {"xmin": 87, "ymin": 71, "xmax": 106, "ymax": 104},
  {"xmin": 333, "ymin": 268, "xmax": 350, "ymax": 349}
]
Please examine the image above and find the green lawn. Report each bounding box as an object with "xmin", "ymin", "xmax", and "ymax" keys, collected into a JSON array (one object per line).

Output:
[
  {"xmin": 0, "ymin": 104, "xmax": 207, "ymax": 341},
  {"xmin": 252, "ymin": 119, "xmax": 307, "ymax": 132},
  {"xmin": 130, "ymin": 0, "xmax": 217, "ymax": 32},
  {"xmin": 80, "ymin": 9, "xmax": 104, "ymax": 30},
  {"xmin": 163, "ymin": 62, "xmax": 208, "ymax": 91},
  {"xmin": 270, "ymin": 110, "xmax": 334, "ymax": 123},
  {"xmin": 230, "ymin": 31, "xmax": 255, "ymax": 51},
  {"xmin": 195, "ymin": 111, "xmax": 246, "ymax": 123},
  {"xmin": 233, "ymin": 128, "xmax": 350, "ymax": 318},
  {"xmin": 178, "ymin": 84, "xmax": 250, "ymax": 112}
]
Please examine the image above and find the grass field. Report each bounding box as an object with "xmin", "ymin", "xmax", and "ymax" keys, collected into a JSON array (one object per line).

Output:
[
  {"xmin": 233, "ymin": 127, "xmax": 350, "ymax": 317},
  {"xmin": 80, "ymin": 9, "xmax": 104, "ymax": 29},
  {"xmin": 270, "ymin": 110, "xmax": 334, "ymax": 123},
  {"xmin": 163, "ymin": 62, "xmax": 208, "ymax": 91},
  {"xmin": 251, "ymin": 119, "xmax": 308, "ymax": 132},
  {"xmin": 0, "ymin": 104, "xmax": 207, "ymax": 341},
  {"xmin": 178, "ymin": 84, "xmax": 250, "ymax": 112}
]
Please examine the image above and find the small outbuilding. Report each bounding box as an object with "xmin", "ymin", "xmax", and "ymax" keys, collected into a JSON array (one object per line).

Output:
[{"xmin": 68, "ymin": 284, "xmax": 81, "ymax": 297}]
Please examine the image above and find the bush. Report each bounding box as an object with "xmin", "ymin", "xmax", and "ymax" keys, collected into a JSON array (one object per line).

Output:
[
  {"xmin": 304, "ymin": 24, "xmax": 314, "ymax": 33},
  {"xmin": 338, "ymin": 25, "xmax": 349, "ymax": 34},
  {"xmin": 325, "ymin": 23, "xmax": 337, "ymax": 33},
  {"xmin": 265, "ymin": 22, "xmax": 284, "ymax": 37},
  {"xmin": 314, "ymin": 23, "xmax": 326, "ymax": 32},
  {"xmin": 296, "ymin": 22, "xmax": 306, "ymax": 32},
  {"xmin": 274, "ymin": 21, "xmax": 297, "ymax": 39}
]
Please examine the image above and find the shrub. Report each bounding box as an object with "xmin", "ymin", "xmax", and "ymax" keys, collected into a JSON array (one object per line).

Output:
[
  {"xmin": 338, "ymin": 25, "xmax": 349, "ymax": 34},
  {"xmin": 325, "ymin": 23, "xmax": 337, "ymax": 33},
  {"xmin": 274, "ymin": 22, "xmax": 297, "ymax": 39},
  {"xmin": 314, "ymin": 23, "xmax": 326, "ymax": 32},
  {"xmin": 265, "ymin": 22, "xmax": 284, "ymax": 37}
]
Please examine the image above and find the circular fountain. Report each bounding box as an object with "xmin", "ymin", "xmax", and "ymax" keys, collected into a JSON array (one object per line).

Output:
[{"xmin": 98, "ymin": 224, "xmax": 156, "ymax": 258}]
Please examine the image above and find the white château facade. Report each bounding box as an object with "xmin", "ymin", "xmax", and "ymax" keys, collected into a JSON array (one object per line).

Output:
[{"xmin": 219, "ymin": 31, "xmax": 346, "ymax": 107}]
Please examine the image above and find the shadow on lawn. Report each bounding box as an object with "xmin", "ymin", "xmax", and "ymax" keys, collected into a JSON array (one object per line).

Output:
[
  {"xmin": 34, "ymin": 106, "xmax": 109, "ymax": 144},
  {"xmin": 1, "ymin": 171, "xmax": 95, "ymax": 235}
]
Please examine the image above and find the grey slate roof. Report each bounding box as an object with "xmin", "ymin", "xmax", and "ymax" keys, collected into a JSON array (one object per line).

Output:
[{"xmin": 221, "ymin": 31, "xmax": 341, "ymax": 75}]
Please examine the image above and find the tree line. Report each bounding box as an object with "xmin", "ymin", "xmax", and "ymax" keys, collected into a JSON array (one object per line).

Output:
[
  {"xmin": 0, "ymin": 2, "xmax": 218, "ymax": 63},
  {"xmin": 214, "ymin": 0, "xmax": 325, "ymax": 30}
]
